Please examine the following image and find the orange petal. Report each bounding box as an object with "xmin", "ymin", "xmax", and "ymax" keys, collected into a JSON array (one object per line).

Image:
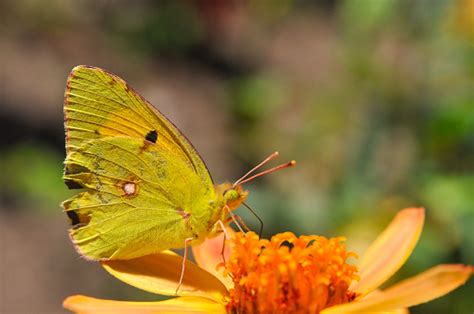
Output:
[
  {"xmin": 351, "ymin": 207, "xmax": 425, "ymax": 294},
  {"xmin": 101, "ymin": 250, "xmax": 228, "ymax": 303},
  {"xmin": 192, "ymin": 228, "xmax": 234, "ymax": 289},
  {"xmin": 322, "ymin": 264, "xmax": 473, "ymax": 313},
  {"xmin": 63, "ymin": 295, "xmax": 226, "ymax": 314}
]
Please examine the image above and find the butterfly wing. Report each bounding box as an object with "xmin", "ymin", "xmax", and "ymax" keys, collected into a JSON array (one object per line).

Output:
[
  {"xmin": 64, "ymin": 65, "xmax": 212, "ymax": 186},
  {"xmin": 63, "ymin": 66, "xmax": 220, "ymax": 260}
]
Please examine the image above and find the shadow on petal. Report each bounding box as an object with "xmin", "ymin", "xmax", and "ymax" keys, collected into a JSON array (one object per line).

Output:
[
  {"xmin": 192, "ymin": 227, "xmax": 234, "ymax": 289},
  {"xmin": 102, "ymin": 250, "xmax": 228, "ymax": 303}
]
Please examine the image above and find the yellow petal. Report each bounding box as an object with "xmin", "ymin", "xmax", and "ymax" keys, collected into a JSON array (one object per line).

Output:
[
  {"xmin": 63, "ymin": 295, "xmax": 226, "ymax": 314},
  {"xmin": 192, "ymin": 228, "xmax": 234, "ymax": 289},
  {"xmin": 351, "ymin": 207, "xmax": 425, "ymax": 295},
  {"xmin": 349, "ymin": 290, "xmax": 409, "ymax": 314},
  {"xmin": 101, "ymin": 250, "xmax": 228, "ymax": 303},
  {"xmin": 322, "ymin": 264, "xmax": 473, "ymax": 314}
]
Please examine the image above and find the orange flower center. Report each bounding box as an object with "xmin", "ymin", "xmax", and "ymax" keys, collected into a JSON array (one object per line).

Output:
[{"xmin": 223, "ymin": 232, "xmax": 359, "ymax": 314}]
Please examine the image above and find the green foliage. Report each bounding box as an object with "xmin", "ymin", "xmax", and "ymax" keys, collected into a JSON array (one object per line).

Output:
[{"xmin": 2, "ymin": 144, "xmax": 72, "ymax": 213}]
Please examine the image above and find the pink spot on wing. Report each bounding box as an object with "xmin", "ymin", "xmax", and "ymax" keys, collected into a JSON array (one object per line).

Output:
[
  {"xmin": 177, "ymin": 207, "xmax": 191, "ymax": 220},
  {"xmin": 123, "ymin": 182, "xmax": 136, "ymax": 195}
]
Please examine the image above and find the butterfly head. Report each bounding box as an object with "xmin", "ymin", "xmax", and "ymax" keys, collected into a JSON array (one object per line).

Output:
[
  {"xmin": 223, "ymin": 184, "xmax": 249, "ymax": 210},
  {"xmin": 215, "ymin": 152, "xmax": 294, "ymax": 215},
  {"xmin": 216, "ymin": 183, "xmax": 249, "ymax": 211}
]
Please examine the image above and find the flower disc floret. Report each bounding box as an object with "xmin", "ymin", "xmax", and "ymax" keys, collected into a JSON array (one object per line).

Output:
[{"xmin": 224, "ymin": 232, "xmax": 359, "ymax": 314}]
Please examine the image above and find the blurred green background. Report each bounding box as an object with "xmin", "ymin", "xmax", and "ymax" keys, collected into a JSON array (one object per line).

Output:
[{"xmin": 1, "ymin": 0, "xmax": 473, "ymax": 313}]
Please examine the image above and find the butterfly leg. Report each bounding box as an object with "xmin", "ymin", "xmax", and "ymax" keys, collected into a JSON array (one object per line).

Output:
[
  {"xmin": 225, "ymin": 214, "xmax": 250, "ymax": 232},
  {"xmin": 234, "ymin": 213, "xmax": 251, "ymax": 232},
  {"xmin": 216, "ymin": 220, "xmax": 230, "ymax": 264},
  {"xmin": 176, "ymin": 237, "xmax": 193, "ymax": 295},
  {"xmin": 224, "ymin": 205, "xmax": 245, "ymax": 233}
]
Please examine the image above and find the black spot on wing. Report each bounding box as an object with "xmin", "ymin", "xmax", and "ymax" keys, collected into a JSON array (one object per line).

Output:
[
  {"xmin": 64, "ymin": 179, "xmax": 84, "ymax": 190},
  {"xmin": 145, "ymin": 129, "xmax": 158, "ymax": 143},
  {"xmin": 65, "ymin": 164, "xmax": 91, "ymax": 175},
  {"xmin": 66, "ymin": 210, "xmax": 81, "ymax": 226},
  {"xmin": 64, "ymin": 163, "xmax": 91, "ymax": 189}
]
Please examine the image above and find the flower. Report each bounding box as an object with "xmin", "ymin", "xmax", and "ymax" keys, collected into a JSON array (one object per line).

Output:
[
  {"xmin": 224, "ymin": 232, "xmax": 358, "ymax": 313},
  {"xmin": 64, "ymin": 208, "xmax": 472, "ymax": 313}
]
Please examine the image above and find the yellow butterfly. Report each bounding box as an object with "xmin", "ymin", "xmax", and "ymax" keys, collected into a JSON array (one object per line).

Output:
[{"xmin": 62, "ymin": 65, "xmax": 294, "ymax": 265}]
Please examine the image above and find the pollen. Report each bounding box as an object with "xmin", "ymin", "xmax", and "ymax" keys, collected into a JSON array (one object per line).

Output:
[{"xmin": 224, "ymin": 232, "xmax": 359, "ymax": 314}]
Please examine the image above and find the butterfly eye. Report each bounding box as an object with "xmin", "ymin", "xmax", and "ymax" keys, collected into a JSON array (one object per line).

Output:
[{"xmin": 224, "ymin": 189, "xmax": 239, "ymax": 200}]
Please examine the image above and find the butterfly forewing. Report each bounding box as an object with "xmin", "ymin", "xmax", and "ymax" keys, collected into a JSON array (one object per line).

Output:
[{"xmin": 64, "ymin": 65, "xmax": 213, "ymax": 186}]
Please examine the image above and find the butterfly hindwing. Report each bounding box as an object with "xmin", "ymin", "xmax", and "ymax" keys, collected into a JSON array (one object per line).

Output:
[
  {"xmin": 63, "ymin": 66, "xmax": 219, "ymax": 260},
  {"xmin": 63, "ymin": 136, "xmax": 216, "ymax": 260}
]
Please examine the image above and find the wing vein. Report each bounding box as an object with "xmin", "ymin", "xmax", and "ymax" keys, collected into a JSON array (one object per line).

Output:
[
  {"xmin": 74, "ymin": 70, "xmax": 200, "ymax": 175},
  {"xmin": 66, "ymin": 105, "xmax": 146, "ymax": 137}
]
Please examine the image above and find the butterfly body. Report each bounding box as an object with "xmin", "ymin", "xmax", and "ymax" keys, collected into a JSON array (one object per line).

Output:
[{"xmin": 63, "ymin": 65, "xmax": 247, "ymax": 260}]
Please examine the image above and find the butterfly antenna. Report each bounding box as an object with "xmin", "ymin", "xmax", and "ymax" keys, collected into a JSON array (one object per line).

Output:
[
  {"xmin": 237, "ymin": 160, "xmax": 296, "ymax": 186},
  {"xmin": 233, "ymin": 151, "xmax": 280, "ymax": 187},
  {"xmin": 242, "ymin": 202, "xmax": 263, "ymax": 238}
]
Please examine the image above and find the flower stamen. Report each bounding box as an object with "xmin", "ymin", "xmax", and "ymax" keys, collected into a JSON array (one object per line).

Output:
[{"xmin": 224, "ymin": 232, "xmax": 359, "ymax": 314}]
